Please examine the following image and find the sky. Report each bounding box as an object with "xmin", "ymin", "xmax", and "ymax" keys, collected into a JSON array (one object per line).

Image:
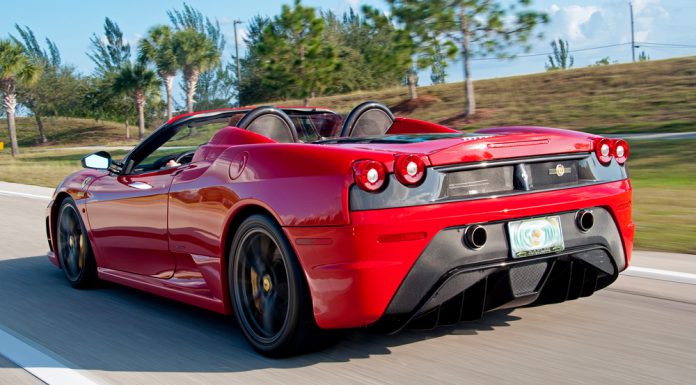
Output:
[{"xmin": 1, "ymin": 0, "xmax": 695, "ymax": 86}]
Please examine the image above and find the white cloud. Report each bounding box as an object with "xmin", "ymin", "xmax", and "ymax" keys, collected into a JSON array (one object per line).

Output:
[
  {"xmin": 558, "ymin": 5, "xmax": 600, "ymax": 41},
  {"xmin": 542, "ymin": 1, "xmax": 668, "ymax": 45},
  {"xmin": 632, "ymin": 0, "xmax": 670, "ymax": 42}
]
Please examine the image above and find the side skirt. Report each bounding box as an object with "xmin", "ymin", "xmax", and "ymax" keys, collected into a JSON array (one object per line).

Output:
[{"xmin": 97, "ymin": 268, "xmax": 228, "ymax": 314}]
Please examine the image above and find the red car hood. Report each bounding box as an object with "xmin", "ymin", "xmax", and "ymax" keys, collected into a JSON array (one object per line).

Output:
[{"xmin": 324, "ymin": 126, "xmax": 600, "ymax": 166}]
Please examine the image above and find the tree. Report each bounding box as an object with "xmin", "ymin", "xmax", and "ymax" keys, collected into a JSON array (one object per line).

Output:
[
  {"xmin": 88, "ymin": 18, "xmax": 131, "ymax": 75},
  {"xmin": 590, "ymin": 57, "xmax": 618, "ymax": 67},
  {"xmin": 385, "ymin": 0, "xmax": 548, "ymax": 116},
  {"xmin": 172, "ymin": 29, "xmax": 220, "ymax": 113},
  {"xmin": 12, "ymin": 24, "xmax": 60, "ymax": 67},
  {"xmin": 112, "ymin": 63, "xmax": 160, "ymax": 139},
  {"xmin": 88, "ymin": 18, "xmax": 136, "ymax": 136},
  {"xmin": 430, "ymin": 41, "xmax": 448, "ymax": 84},
  {"xmin": 139, "ymin": 25, "xmax": 177, "ymax": 120},
  {"xmin": 545, "ymin": 38, "xmax": 573, "ymax": 70},
  {"xmin": 362, "ymin": 5, "xmax": 425, "ymax": 100},
  {"xmin": 0, "ymin": 39, "xmax": 41, "ymax": 157},
  {"xmin": 321, "ymin": 9, "xmax": 409, "ymax": 95},
  {"xmin": 13, "ymin": 24, "xmax": 65, "ymax": 143},
  {"xmin": 236, "ymin": 16, "xmax": 277, "ymax": 104},
  {"xmin": 168, "ymin": 3, "xmax": 234, "ymax": 110},
  {"xmin": 257, "ymin": 0, "xmax": 340, "ymax": 105},
  {"xmin": 638, "ymin": 51, "xmax": 650, "ymax": 62}
]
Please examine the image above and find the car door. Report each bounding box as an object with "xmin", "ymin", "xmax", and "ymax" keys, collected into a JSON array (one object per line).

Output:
[{"xmin": 87, "ymin": 167, "xmax": 179, "ymax": 278}]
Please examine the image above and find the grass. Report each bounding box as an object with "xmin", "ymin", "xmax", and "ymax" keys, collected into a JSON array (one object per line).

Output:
[
  {"xmin": 627, "ymin": 140, "xmax": 696, "ymax": 254},
  {"xmin": 0, "ymin": 150, "xmax": 129, "ymax": 187},
  {"xmin": 0, "ymin": 116, "xmax": 149, "ymax": 148}
]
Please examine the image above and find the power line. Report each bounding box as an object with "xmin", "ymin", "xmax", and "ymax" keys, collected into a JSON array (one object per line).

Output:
[
  {"xmin": 470, "ymin": 43, "xmax": 632, "ymax": 61},
  {"xmin": 467, "ymin": 40, "xmax": 696, "ymax": 62},
  {"xmin": 637, "ymin": 42, "xmax": 696, "ymax": 48}
]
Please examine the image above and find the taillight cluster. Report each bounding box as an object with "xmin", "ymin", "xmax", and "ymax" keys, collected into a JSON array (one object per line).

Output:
[
  {"xmin": 594, "ymin": 138, "xmax": 629, "ymax": 165},
  {"xmin": 353, "ymin": 160, "xmax": 386, "ymax": 192},
  {"xmin": 353, "ymin": 154, "xmax": 428, "ymax": 192},
  {"xmin": 394, "ymin": 154, "xmax": 426, "ymax": 186}
]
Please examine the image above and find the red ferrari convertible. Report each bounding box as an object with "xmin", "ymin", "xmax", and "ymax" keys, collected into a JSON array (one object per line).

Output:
[{"xmin": 46, "ymin": 102, "xmax": 633, "ymax": 356}]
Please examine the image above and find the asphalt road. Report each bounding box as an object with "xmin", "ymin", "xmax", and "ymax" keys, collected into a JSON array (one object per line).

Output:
[{"xmin": 1, "ymin": 182, "xmax": 695, "ymax": 385}]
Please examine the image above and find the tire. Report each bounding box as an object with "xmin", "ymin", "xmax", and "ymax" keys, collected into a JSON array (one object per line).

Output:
[
  {"xmin": 229, "ymin": 214, "xmax": 326, "ymax": 357},
  {"xmin": 56, "ymin": 198, "xmax": 98, "ymax": 289}
]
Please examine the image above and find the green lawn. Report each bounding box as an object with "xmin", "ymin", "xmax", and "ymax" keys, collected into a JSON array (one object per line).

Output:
[
  {"xmin": 1, "ymin": 139, "xmax": 693, "ymax": 254},
  {"xmin": 627, "ymin": 140, "xmax": 696, "ymax": 254},
  {"xmin": 0, "ymin": 116, "xmax": 149, "ymax": 148}
]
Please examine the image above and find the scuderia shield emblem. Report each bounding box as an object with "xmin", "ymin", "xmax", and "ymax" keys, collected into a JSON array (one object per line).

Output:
[{"xmin": 549, "ymin": 164, "xmax": 571, "ymax": 177}]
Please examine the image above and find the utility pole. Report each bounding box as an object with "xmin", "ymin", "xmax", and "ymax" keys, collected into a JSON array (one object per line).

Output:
[
  {"xmin": 233, "ymin": 20, "xmax": 243, "ymax": 105},
  {"xmin": 629, "ymin": 2, "xmax": 636, "ymax": 62}
]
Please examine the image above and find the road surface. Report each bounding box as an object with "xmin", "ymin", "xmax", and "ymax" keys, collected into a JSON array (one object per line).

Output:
[{"xmin": 0, "ymin": 181, "xmax": 695, "ymax": 385}]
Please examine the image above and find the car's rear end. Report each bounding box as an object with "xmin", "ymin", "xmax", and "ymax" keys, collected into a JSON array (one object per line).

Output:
[{"xmin": 285, "ymin": 127, "xmax": 633, "ymax": 331}]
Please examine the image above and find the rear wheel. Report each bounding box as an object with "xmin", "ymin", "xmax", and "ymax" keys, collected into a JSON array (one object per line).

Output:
[
  {"xmin": 56, "ymin": 198, "xmax": 97, "ymax": 288},
  {"xmin": 229, "ymin": 214, "xmax": 324, "ymax": 357}
]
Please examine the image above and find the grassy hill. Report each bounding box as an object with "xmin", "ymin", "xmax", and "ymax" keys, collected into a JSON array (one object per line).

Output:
[
  {"xmin": 0, "ymin": 116, "xmax": 148, "ymax": 148},
  {"xmin": 280, "ymin": 56, "xmax": 696, "ymax": 134}
]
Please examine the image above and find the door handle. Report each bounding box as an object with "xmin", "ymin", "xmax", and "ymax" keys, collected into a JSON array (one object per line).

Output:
[{"xmin": 128, "ymin": 182, "xmax": 152, "ymax": 190}]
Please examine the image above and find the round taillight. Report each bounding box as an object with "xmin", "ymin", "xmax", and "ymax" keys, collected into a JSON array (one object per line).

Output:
[
  {"xmin": 394, "ymin": 154, "xmax": 426, "ymax": 186},
  {"xmin": 595, "ymin": 138, "xmax": 613, "ymax": 165},
  {"xmin": 353, "ymin": 160, "xmax": 387, "ymax": 192},
  {"xmin": 613, "ymin": 139, "xmax": 629, "ymax": 164}
]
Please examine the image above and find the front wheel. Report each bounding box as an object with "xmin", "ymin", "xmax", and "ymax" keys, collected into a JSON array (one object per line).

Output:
[
  {"xmin": 229, "ymin": 214, "xmax": 323, "ymax": 357},
  {"xmin": 56, "ymin": 198, "xmax": 97, "ymax": 288}
]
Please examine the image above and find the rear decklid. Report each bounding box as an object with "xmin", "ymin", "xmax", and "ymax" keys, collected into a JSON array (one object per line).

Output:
[{"xmin": 319, "ymin": 126, "xmax": 599, "ymax": 167}]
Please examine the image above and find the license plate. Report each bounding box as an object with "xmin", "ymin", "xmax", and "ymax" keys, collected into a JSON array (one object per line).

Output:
[{"xmin": 508, "ymin": 216, "xmax": 565, "ymax": 258}]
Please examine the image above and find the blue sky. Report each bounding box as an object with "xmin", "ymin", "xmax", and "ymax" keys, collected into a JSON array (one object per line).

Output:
[{"xmin": 1, "ymin": 0, "xmax": 695, "ymax": 85}]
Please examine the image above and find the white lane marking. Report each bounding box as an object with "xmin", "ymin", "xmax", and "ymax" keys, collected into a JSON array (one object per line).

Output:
[
  {"xmin": 624, "ymin": 266, "xmax": 696, "ymax": 285},
  {"xmin": 0, "ymin": 327, "xmax": 101, "ymax": 385},
  {"xmin": 0, "ymin": 190, "xmax": 51, "ymax": 201}
]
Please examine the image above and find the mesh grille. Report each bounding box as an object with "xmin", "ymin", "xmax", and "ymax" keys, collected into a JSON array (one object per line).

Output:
[
  {"xmin": 247, "ymin": 115, "xmax": 294, "ymax": 143},
  {"xmin": 441, "ymin": 158, "xmax": 586, "ymax": 200},
  {"xmin": 443, "ymin": 166, "xmax": 514, "ymax": 198},
  {"xmin": 510, "ymin": 262, "xmax": 548, "ymax": 296},
  {"xmin": 352, "ymin": 110, "xmax": 392, "ymax": 137}
]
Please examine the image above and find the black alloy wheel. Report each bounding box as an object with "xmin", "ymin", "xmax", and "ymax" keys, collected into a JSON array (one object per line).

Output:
[
  {"xmin": 230, "ymin": 214, "xmax": 325, "ymax": 357},
  {"xmin": 56, "ymin": 198, "xmax": 97, "ymax": 288}
]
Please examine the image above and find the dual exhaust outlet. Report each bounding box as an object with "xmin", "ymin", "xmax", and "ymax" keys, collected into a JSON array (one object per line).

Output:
[{"xmin": 463, "ymin": 210, "xmax": 595, "ymax": 250}]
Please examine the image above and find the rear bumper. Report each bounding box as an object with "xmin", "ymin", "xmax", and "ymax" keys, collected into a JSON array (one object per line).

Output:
[{"xmin": 285, "ymin": 180, "xmax": 633, "ymax": 329}]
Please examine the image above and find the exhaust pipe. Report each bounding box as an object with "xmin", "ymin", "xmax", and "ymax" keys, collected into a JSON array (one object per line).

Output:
[
  {"xmin": 464, "ymin": 225, "xmax": 487, "ymax": 250},
  {"xmin": 576, "ymin": 210, "xmax": 594, "ymax": 232}
]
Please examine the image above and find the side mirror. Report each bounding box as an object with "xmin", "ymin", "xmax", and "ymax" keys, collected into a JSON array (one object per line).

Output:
[{"xmin": 81, "ymin": 151, "xmax": 112, "ymax": 170}]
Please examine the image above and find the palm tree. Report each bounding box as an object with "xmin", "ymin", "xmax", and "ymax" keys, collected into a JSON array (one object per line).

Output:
[
  {"xmin": 112, "ymin": 63, "xmax": 160, "ymax": 139},
  {"xmin": 0, "ymin": 39, "xmax": 40, "ymax": 157},
  {"xmin": 138, "ymin": 25, "xmax": 177, "ymax": 120},
  {"xmin": 173, "ymin": 29, "xmax": 220, "ymax": 113}
]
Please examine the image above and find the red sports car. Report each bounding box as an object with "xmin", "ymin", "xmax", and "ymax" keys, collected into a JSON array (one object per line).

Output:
[{"xmin": 46, "ymin": 102, "xmax": 633, "ymax": 356}]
